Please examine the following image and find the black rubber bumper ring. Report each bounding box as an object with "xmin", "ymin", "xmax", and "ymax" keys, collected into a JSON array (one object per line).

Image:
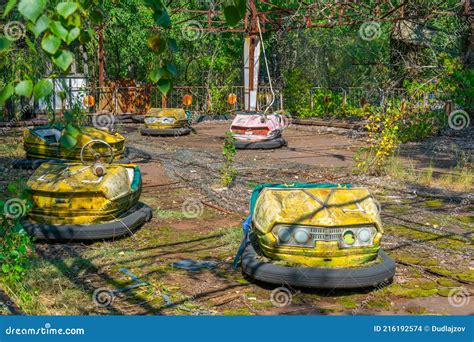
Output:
[
  {"xmin": 234, "ymin": 137, "xmax": 287, "ymax": 150},
  {"xmin": 241, "ymin": 243, "xmax": 395, "ymax": 289},
  {"xmin": 140, "ymin": 127, "xmax": 191, "ymax": 137},
  {"xmin": 22, "ymin": 203, "xmax": 153, "ymax": 241}
]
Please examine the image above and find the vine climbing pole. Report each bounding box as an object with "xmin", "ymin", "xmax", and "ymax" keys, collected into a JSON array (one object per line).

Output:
[{"xmin": 244, "ymin": 0, "xmax": 261, "ymax": 111}]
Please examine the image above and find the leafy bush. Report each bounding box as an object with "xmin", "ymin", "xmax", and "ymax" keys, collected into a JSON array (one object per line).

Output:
[
  {"xmin": 220, "ymin": 132, "xmax": 237, "ymax": 187},
  {"xmin": 355, "ymin": 106, "xmax": 403, "ymax": 175},
  {"xmin": 0, "ymin": 181, "xmax": 34, "ymax": 286}
]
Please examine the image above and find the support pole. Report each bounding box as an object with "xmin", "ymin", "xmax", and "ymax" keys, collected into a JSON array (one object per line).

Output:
[
  {"xmin": 98, "ymin": 26, "xmax": 104, "ymax": 87},
  {"xmin": 243, "ymin": 0, "xmax": 261, "ymax": 112},
  {"xmin": 243, "ymin": 35, "xmax": 261, "ymax": 111}
]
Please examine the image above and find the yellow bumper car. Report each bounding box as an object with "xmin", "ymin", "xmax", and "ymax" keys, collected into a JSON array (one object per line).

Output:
[
  {"xmin": 233, "ymin": 183, "xmax": 395, "ymax": 288},
  {"xmin": 22, "ymin": 140, "xmax": 152, "ymax": 241},
  {"xmin": 140, "ymin": 108, "xmax": 191, "ymax": 136},
  {"xmin": 15, "ymin": 124, "xmax": 128, "ymax": 169}
]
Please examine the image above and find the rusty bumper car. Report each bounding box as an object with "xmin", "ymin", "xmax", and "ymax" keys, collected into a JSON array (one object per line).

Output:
[
  {"xmin": 22, "ymin": 141, "xmax": 152, "ymax": 241},
  {"xmin": 140, "ymin": 108, "xmax": 191, "ymax": 137},
  {"xmin": 230, "ymin": 112, "xmax": 287, "ymax": 149},
  {"xmin": 233, "ymin": 183, "xmax": 395, "ymax": 288},
  {"xmin": 14, "ymin": 124, "xmax": 129, "ymax": 169}
]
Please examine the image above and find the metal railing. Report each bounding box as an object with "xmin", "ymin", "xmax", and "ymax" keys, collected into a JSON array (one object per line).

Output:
[
  {"xmin": 1, "ymin": 83, "xmax": 283, "ymax": 121},
  {"xmin": 309, "ymin": 87, "xmax": 444, "ymax": 111}
]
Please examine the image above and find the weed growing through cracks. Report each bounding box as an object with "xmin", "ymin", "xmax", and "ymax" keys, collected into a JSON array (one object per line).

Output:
[{"xmin": 220, "ymin": 132, "xmax": 237, "ymax": 187}]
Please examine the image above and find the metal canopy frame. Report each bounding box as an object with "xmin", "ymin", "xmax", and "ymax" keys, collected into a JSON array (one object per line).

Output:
[
  {"xmin": 174, "ymin": 0, "xmax": 472, "ymax": 111},
  {"xmin": 176, "ymin": 0, "xmax": 473, "ymax": 35}
]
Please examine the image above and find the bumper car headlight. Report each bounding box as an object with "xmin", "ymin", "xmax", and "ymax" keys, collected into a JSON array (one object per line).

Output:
[
  {"xmin": 339, "ymin": 226, "xmax": 377, "ymax": 248},
  {"xmin": 160, "ymin": 117, "xmax": 175, "ymax": 124},
  {"xmin": 272, "ymin": 224, "xmax": 377, "ymax": 249},
  {"xmin": 358, "ymin": 228, "xmax": 371, "ymax": 242},
  {"xmin": 343, "ymin": 230, "xmax": 355, "ymax": 245},
  {"xmin": 144, "ymin": 117, "xmax": 159, "ymax": 124},
  {"xmin": 273, "ymin": 225, "xmax": 314, "ymax": 247},
  {"xmin": 294, "ymin": 229, "xmax": 310, "ymax": 244},
  {"xmin": 277, "ymin": 228, "xmax": 292, "ymax": 243}
]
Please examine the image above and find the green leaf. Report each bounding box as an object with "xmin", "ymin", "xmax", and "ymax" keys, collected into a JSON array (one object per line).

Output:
[
  {"xmin": 31, "ymin": 14, "xmax": 50, "ymax": 38},
  {"xmin": 149, "ymin": 67, "xmax": 165, "ymax": 83},
  {"xmin": 63, "ymin": 110, "xmax": 73, "ymax": 123},
  {"xmin": 157, "ymin": 79, "xmax": 171, "ymax": 95},
  {"xmin": 2, "ymin": 264, "xmax": 10, "ymax": 273},
  {"xmin": 166, "ymin": 63, "xmax": 177, "ymax": 76},
  {"xmin": 79, "ymin": 30, "xmax": 91, "ymax": 44},
  {"xmin": 14, "ymin": 265, "xmax": 24, "ymax": 272},
  {"xmin": 147, "ymin": 34, "xmax": 165, "ymax": 54},
  {"xmin": 50, "ymin": 21, "xmax": 68, "ymax": 42},
  {"xmin": 154, "ymin": 10, "xmax": 170, "ymax": 28},
  {"xmin": 2, "ymin": 0, "xmax": 18, "ymax": 18},
  {"xmin": 15, "ymin": 80, "xmax": 33, "ymax": 97},
  {"xmin": 0, "ymin": 83, "xmax": 15, "ymax": 106},
  {"xmin": 53, "ymin": 50, "xmax": 73, "ymax": 71},
  {"xmin": 59, "ymin": 134, "xmax": 77, "ymax": 150},
  {"xmin": 90, "ymin": 10, "xmax": 104, "ymax": 24},
  {"xmin": 167, "ymin": 38, "xmax": 178, "ymax": 52},
  {"xmin": 18, "ymin": 244, "xmax": 27, "ymax": 254},
  {"xmin": 66, "ymin": 27, "xmax": 80, "ymax": 45},
  {"xmin": 64, "ymin": 123, "xmax": 81, "ymax": 137},
  {"xmin": 236, "ymin": 0, "xmax": 246, "ymax": 17},
  {"xmin": 41, "ymin": 34, "xmax": 61, "ymax": 54},
  {"xmin": 0, "ymin": 36, "xmax": 12, "ymax": 53},
  {"xmin": 223, "ymin": 5, "xmax": 241, "ymax": 27},
  {"xmin": 25, "ymin": 36, "xmax": 37, "ymax": 53},
  {"xmin": 18, "ymin": 0, "xmax": 46, "ymax": 23},
  {"xmin": 33, "ymin": 79, "xmax": 53, "ymax": 100},
  {"xmin": 56, "ymin": 2, "xmax": 78, "ymax": 19},
  {"xmin": 67, "ymin": 13, "xmax": 82, "ymax": 28},
  {"xmin": 7, "ymin": 183, "xmax": 17, "ymax": 193}
]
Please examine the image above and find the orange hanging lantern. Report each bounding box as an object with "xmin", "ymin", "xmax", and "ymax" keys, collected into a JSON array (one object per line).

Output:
[
  {"xmin": 182, "ymin": 94, "xmax": 193, "ymax": 106},
  {"xmin": 83, "ymin": 95, "xmax": 95, "ymax": 108},
  {"xmin": 227, "ymin": 93, "xmax": 237, "ymax": 105}
]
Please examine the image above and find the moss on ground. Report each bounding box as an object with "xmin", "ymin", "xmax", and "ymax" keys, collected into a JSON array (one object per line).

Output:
[
  {"xmin": 223, "ymin": 308, "xmax": 253, "ymax": 315},
  {"xmin": 337, "ymin": 296, "xmax": 358, "ymax": 309},
  {"xmin": 436, "ymin": 278, "xmax": 461, "ymax": 287},
  {"xmin": 366, "ymin": 298, "xmax": 392, "ymax": 310},
  {"xmin": 387, "ymin": 284, "xmax": 438, "ymax": 298},
  {"xmin": 424, "ymin": 200, "xmax": 444, "ymax": 208},
  {"xmin": 406, "ymin": 306, "xmax": 429, "ymax": 314}
]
